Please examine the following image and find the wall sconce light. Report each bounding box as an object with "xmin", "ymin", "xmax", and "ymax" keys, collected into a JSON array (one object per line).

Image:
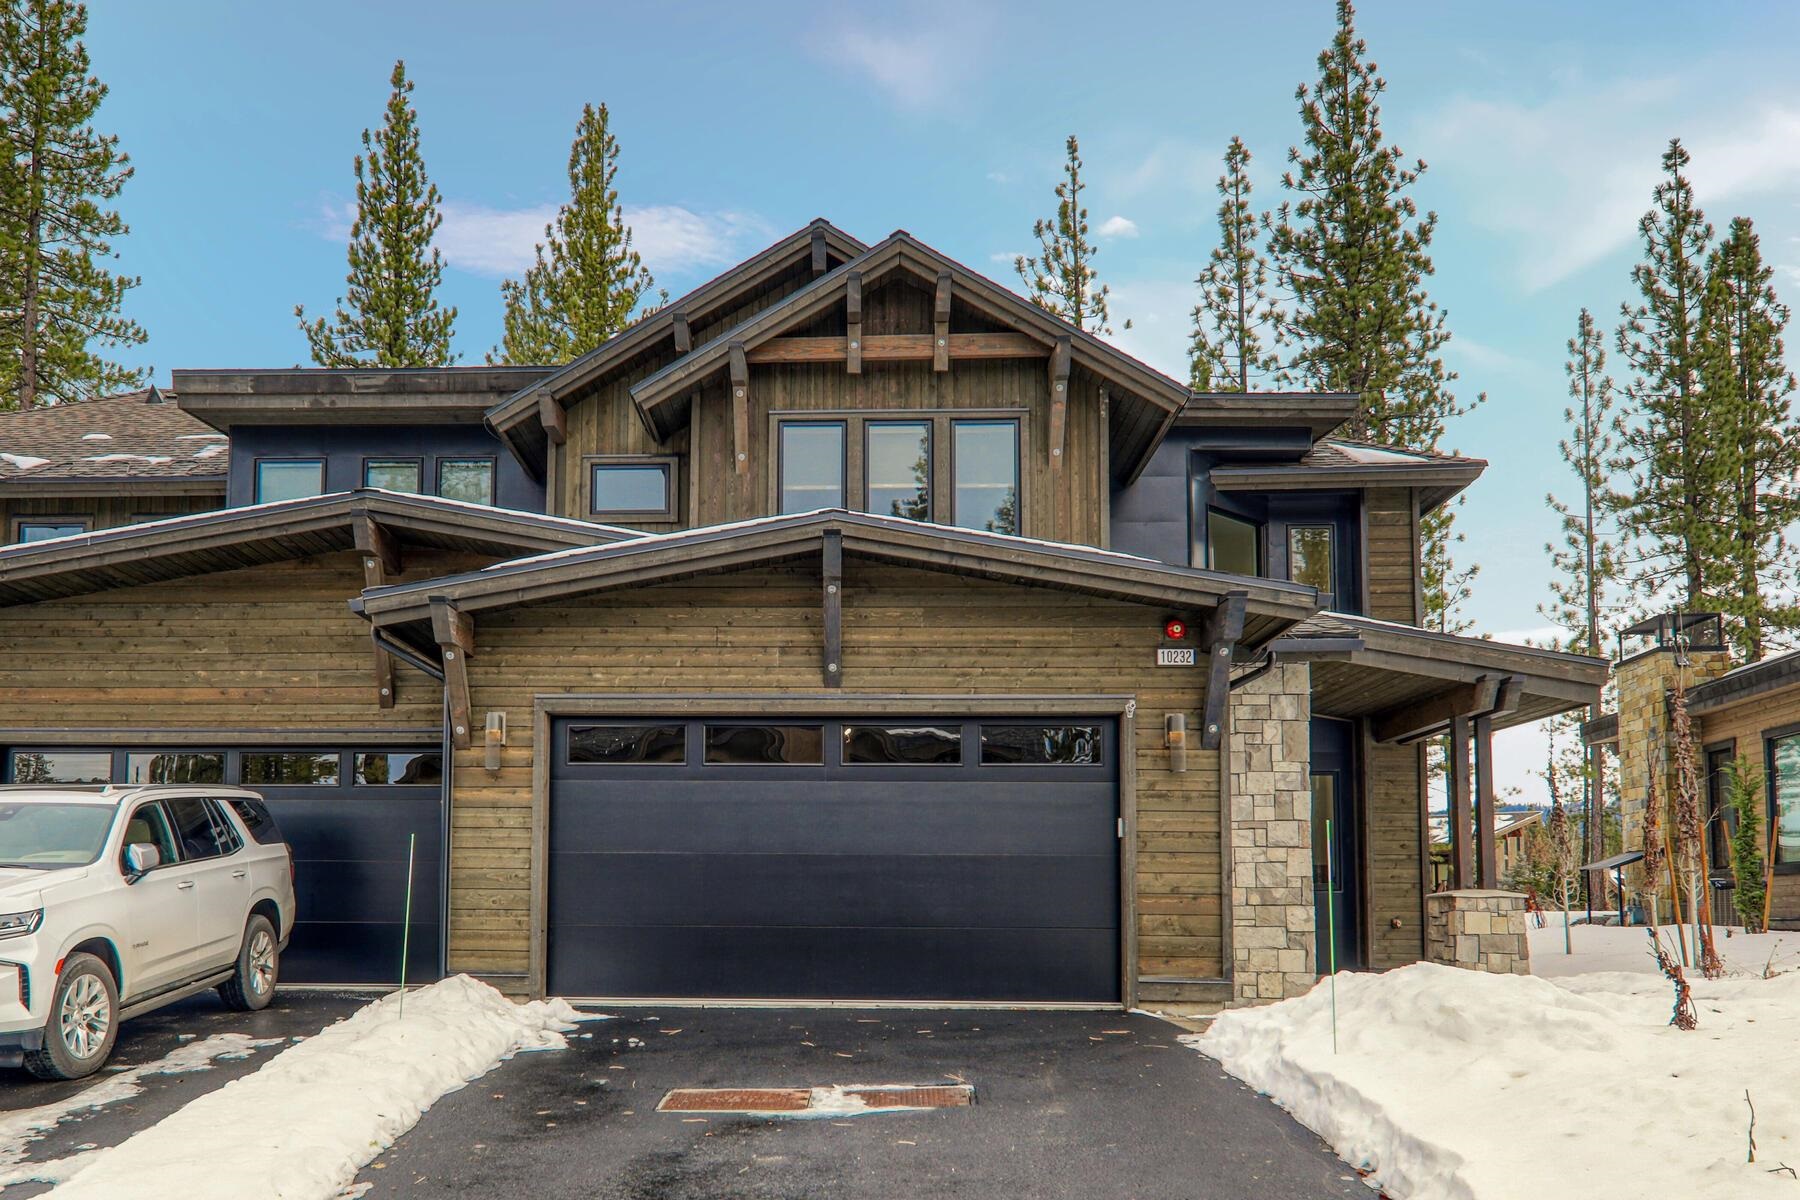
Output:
[
  {"xmin": 484, "ymin": 711, "xmax": 507, "ymax": 772},
  {"xmin": 1165, "ymin": 712, "xmax": 1188, "ymax": 774}
]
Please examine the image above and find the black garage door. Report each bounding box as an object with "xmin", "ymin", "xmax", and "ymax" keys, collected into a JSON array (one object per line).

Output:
[
  {"xmin": 547, "ymin": 716, "xmax": 1120, "ymax": 1002},
  {"xmin": 2, "ymin": 745, "xmax": 443, "ymax": 986}
]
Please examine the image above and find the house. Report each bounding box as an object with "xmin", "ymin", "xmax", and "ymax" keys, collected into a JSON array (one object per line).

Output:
[
  {"xmin": 1428, "ymin": 807, "xmax": 1545, "ymax": 891},
  {"xmin": 1584, "ymin": 612, "xmax": 1800, "ymax": 929},
  {"xmin": 0, "ymin": 220, "xmax": 1607, "ymax": 1008}
]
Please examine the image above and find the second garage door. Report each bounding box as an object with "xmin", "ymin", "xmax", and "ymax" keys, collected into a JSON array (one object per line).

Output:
[{"xmin": 547, "ymin": 716, "xmax": 1121, "ymax": 1003}]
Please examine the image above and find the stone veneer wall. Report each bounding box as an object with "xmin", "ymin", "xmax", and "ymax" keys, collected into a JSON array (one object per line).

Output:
[
  {"xmin": 1423, "ymin": 890, "xmax": 1530, "ymax": 975},
  {"xmin": 1614, "ymin": 647, "xmax": 1731, "ymax": 899},
  {"xmin": 1227, "ymin": 661, "xmax": 1316, "ymax": 1005}
]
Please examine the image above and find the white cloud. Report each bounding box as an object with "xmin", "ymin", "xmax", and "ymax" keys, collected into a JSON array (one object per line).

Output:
[
  {"xmin": 1488, "ymin": 624, "xmax": 1563, "ymax": 648},
  {"xmin": 627, "ymin": 206, "xmax": 772, "ymax": 274},
  {"xmin": 808, "ymin": 12, "xmax": 992, "ymax": 110},
  {"xmin": 436, "ymin": 201, "xmax": 556, "ymax": 277},
  {"xmin": 1097, "ymin": 215, "xmax": 1140, "ymax": 239},
  {"xmin": 986, "ymin": 170, "xmax": 1011, "ymax": 185}
]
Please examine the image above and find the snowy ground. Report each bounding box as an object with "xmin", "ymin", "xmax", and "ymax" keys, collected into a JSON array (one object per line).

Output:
[
  {"xmin": 1192, "ymin": 923, "xmax": 1800, "ymax": 1199},
  {"xmin": 14, "ymin": 976, "xmax": 597, "ymax": 1200}
]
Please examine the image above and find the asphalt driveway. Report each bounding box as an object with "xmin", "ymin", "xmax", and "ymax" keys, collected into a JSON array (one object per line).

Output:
[{"xmin": 353, "ymin": 1007, "xmax": 1370, "ymax": 1200}]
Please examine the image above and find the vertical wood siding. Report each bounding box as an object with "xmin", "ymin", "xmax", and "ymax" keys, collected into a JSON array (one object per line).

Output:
[{"xmin": 1364, "ymin": 735, "xmax": 1426, "ymax": 967}]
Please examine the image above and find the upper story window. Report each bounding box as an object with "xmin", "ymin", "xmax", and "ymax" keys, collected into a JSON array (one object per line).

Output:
[
  {"xmin": 778, "ymin": 422, "xmax": 846, "ymax": 513},
  {"xmin": 589, "ymin": 456, "xmax": 678, "ymax": 521},
  {"xmin": 13, "ymin": 518, "xmax": 89, "ymax": 544},
  {"xmin": 1207, "ymin": 508, "xmax": 1261, "ymax": 575},
  {"xmin": 1770, "ymin": 728, "xmax": 1800, "ymax": 868},
  {"xmin": 951, "ymin": 420, "xmax": 1019, "ymax": 535},
  {"xmin": 364, "ymin": 458, "xmax": 423, "ymax": 493},
  {"xmin": 255, "ymin": 459, "xmax": 324, "ymax": 504},
  {"xmin": 865, "ymin": 422, "xmax": 931, "ymax": 519},
  {"xmin": 437, "ymin": 458, "xmax": 495, "ymax": 506},
  {"xmin": 1287, "ymin": 524, "xmax": 1335, "ymax": 593}
]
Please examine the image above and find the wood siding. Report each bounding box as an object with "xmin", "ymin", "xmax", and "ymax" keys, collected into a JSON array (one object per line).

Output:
[
  {"xmin": 447, "ymin": 559, "xmax": 1219, "ymax": 984},
  {"xmin": 0, "ymin": 549, "xmax": 480, "ymax": 730},
  {"xmin": 1365, "ymin": 488, "xmax": 1419, "ymax": 624},
  {"xmin": 3, "ymin": 493, "xmax": 222, "ymax": 545},
  {"xmin": 1697, "ymin": 686, "xmax": 1800, "ymax": 922},
  {"xmin": 1364, "ymin": 734, "xmax": 1426, "ymax": 967}
]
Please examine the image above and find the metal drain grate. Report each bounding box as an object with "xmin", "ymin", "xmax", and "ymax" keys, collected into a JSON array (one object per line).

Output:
[
  {"xmin": 843, "ymin": 1085, "xmax": 972, "ymax": 1109},
  {"xmin": 658, "ymin": 1084, "xmax": 975, "ymax": 1115},
  {"xmin": 660, "ymin": 1088, "xmax": 812, "ymax": 1112}
]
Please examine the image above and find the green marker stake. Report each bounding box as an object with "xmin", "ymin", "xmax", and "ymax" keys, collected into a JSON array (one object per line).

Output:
[
  {"xmin": 399, "ymin": 832, "xmax": 416, "ymax": 1018},
  {"xmin": 1327, "ymin": 817, "xmax": 1338, "ymax": 1054}
]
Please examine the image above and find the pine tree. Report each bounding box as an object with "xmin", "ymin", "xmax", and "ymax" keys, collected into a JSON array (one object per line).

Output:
[
  {"xmin": 297, "ymin": 61, "xmax": 456, "ymax": 367},
  {"xmin": 1697, "ymin": 216, "xmax": 1799, "ymax": 660},
  {"xmin": 1611, "ymin": 139, "xmax": 1722, "ymax": 609},
  {"xmin": 0, "ymin": 0, "xmax": 146, "ymax": 408},
  {"xmin": 1015, "ymin": 135, "xmax": 1122, "ymax": 335},
  {"xmin": 1189, "ymin": 137, "xmax": 1279, "ymax": 391},
  {"xmin": 494, "ymin": 103, "xmax": 657, "ymax": 365}
]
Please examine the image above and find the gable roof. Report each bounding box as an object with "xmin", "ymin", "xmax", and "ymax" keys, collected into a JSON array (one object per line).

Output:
[
  {"xmin": 624, "ymin": 231, "xmax": 1192, "ymax": 482},
  {"xmin": 353, "ymin": 507, "xmax": 1321, "ymax": 654},
  {"xmin": 0, "ymin": 389, "xmax": 228, "ymax": 494},
  {"xmin": 1210, "ymin": 438, "xmax": 1488, "ymax": 512},
  {"xmin": 0, "ymin": 489, "xmax": 636, "ymax": 606},
  {"xmin": 485, "ymin": 219, "xmax": 868, "ymax": 470}
]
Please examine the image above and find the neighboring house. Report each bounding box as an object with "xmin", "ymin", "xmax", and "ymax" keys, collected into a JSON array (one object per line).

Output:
[
  {"xmin": 1428, "ymin": 807, "xmax": 1544, "ymax": 891},
  {"xmin": 0, "ymin": 220, "xmax": 1607, "ymax": 1009},
  {"xmin": 1585, "ymin": 613, "xmax": 1800, "ymax": 929}
]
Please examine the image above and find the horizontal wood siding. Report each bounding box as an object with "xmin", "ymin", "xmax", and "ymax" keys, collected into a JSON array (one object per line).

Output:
[
  {"xmin": 0, "ymin": 550, "xmax": 480, "ymax": 729},
  {"xmin": 1365, "ymin": 735, "xmax": 1425, "ymax": 967},
  {"xmin": 1365, "ymin": 488, "xmax": 1418, "ymax": 625},
  {"xmin": 1697, "ymin": 686, "xmax": 1800, "ymax": 922},
  {"xmin": 449, "ymin": 560, "xmax": 1219, "ymax": 983},
  {"xmin": 4, "ymin": 493, "xmax": 222, "ymax": 543}
]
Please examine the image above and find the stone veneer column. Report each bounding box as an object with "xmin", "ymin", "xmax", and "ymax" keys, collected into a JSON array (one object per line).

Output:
[
  {"xmin": 1226, "ymin": 661, "xmax": 1316, "ymax": 1005},
  {"xmin": 1424, "ymin": 890, "xmax": 1532, "ymax": 974},
  {"xmin": 1613, "ymin": 646, "xmax": 1731, "ymax": 899}
]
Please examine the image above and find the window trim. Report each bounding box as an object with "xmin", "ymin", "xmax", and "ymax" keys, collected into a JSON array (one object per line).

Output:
[
  {"xmin": 1206, "ymin": 506, "xmax": 1264, "ymax": 575},
  {"xmin": 862, "ymin": 419, "xmax": 934, "ymax": 521},
  {"xmin": 253, "ymin": 457, "xmax": 326, "ymax": 504},
  {"xmin": 584, "ymin": 454, "xmax": 680, "ymax": 521},
  {"xmin": 948, "ymin": 417, "xmax": 1022, "ymax": 536},
  {"xmin": 435, "ymin": 456, "xmax": 497, "ymax": 506},
  {"xmin": 1764, "ymin": 722, "xmax": 1800, "ymax": 874},
  {"xmin": 361, "ymin": 456, "xmax": 425, "ymax": 495},
  {"xmin": 775, "ymin": 420, "xmax": 849, "ymax": 515},
  {"xmin": 10, "ymin": 515, "xmax": 92, "ymax": 544}
]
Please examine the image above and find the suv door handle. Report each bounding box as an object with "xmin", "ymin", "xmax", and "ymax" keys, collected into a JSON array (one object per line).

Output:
[
  {"xmin": 231, "ymin": 870, "xmax": 247, "ymax": 879},
  {"xmin": 176, "ymin": 880, "xmax": 196, "ymax": 890}
]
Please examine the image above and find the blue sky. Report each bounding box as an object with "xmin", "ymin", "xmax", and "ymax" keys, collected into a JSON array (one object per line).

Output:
[{"xmin": 85, "ymin": 1, "xmax": 1800, "ymax": 794}]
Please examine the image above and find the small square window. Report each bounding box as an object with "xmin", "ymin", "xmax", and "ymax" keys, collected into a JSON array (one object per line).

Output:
[
  {"xmin": 364, "ymin": 459, "xmax": 423, "ymax": 493},
  {"xmin": 437, "ymin": 459, "xmax": 495, "ymax": 506},
  {"xmin": 255, "ymin": 460, "xmax": 325, "ymax": 504},
  {"xmin": 589, "ymin": 459, "xmax": 676, "ymax": 519},
  {"xmin": 13, "ymin": 520, "xmax": 89, "ymax": 544}
]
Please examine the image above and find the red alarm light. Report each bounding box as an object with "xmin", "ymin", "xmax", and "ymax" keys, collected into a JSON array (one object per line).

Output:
[{"xmin": 1163, "ymin": 618, "xmax": 1187, "ymax": 640}]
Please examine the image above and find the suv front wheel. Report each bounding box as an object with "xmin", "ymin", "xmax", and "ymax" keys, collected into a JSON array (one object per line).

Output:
[
  {"xmin": 218, "ymin": 914, "xmax": 278, "ymax": 1011},
  {"xmin": 25, "ymin": 953, "xmax": 119, "ymax": 1081}
]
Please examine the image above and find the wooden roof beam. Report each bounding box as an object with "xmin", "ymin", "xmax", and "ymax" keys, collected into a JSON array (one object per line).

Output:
[
  {"xmin": 1372, "ymin": 675, "xmax": 1503, "ymax": 744},
  {"xmin": 729, "ymin": 341, "xmax": 750, "ymax": 476},
  {"xmin": 353, "ymin": 514, "xmax": 403, "ymax": 577},
  {"xmin": 810, "ymin": 227, "xmax": 828, "ymax": 276},
  {"xmin": 934, "ymin": 271, "xmax": 953, "ymax": 372},
  {"xmin": 845, "ymin": 271, "xmax": 863, "ymax": 375},
  {"xmin": 1199, "ymin": 590, "xmax": 1249, "ymax": 751},
  {"xmin": 1048, "ymin": 336, "xmax": 1071, "ymax": 474},
  {"xmin": 745, "ymin": 333, "xmax": 1044, "ymax": 365},
  {"xmin": 671, "ymin": 309, "xmax": 692, "ymax": 354},
  {"xmin": 430, "ymin": 596, "xmax": 476, "ymax": 750},
  {"xmin": 537, "ymin": 392, "xmax": 567, "ymax": 446}
]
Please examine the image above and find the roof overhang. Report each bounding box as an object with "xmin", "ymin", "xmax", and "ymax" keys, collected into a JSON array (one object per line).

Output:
[
  {"xmin": 353, "ymin": 508, "xmax": 1321, "ymax": 656},
  {"xmin": 0, "ymin": 489, "xmax": 637, "ymax": 606},
  {"xmin": 1209, "ymin": 461, "xmax": 1486, "ymax": 512},
  {"xmin": 1178, "ymin": 392, "xmax": 1359, "ymax": 442},
  {"xmin": 1268, "ymin": 612, "xmax": 1607, "ymax": 736},
  {"xmin": 0, "ymin": 476, "xmax": 226, "ymax": 498},
  {"xmin": 172, "ymin": 367, "xmax": 555, "ymax": 433}
]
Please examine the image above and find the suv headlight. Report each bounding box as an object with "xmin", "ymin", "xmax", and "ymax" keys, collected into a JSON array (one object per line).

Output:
[{"xmin": 0, "ymin": 910, "xmax": 43, "ymax": 939}]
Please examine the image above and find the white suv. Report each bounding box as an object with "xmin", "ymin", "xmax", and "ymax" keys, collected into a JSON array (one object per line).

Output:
[{"xmin": 0, "ymin": 785, "xmax": 297, "ymax": 1080}]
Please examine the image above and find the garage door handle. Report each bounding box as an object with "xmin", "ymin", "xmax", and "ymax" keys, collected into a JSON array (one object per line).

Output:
[{"xmin": 176, "ymin": 880, "xmax": 195, "ymax": 890}]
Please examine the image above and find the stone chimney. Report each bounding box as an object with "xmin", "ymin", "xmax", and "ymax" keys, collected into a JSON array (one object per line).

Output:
[{"xmin": 1613, "ymin": 612, "xmax": 1732, "ymax": 903}]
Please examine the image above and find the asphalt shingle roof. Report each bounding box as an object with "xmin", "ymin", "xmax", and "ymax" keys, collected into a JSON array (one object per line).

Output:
[{"xmin": 0, "ymin": 389, "xmax": 228, "ymax": 482}]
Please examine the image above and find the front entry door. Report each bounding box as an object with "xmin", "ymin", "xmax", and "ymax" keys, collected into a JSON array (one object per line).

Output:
[{"xmin": 1310, "ymin": 717, "xmax": 1360, "ymax": 973}]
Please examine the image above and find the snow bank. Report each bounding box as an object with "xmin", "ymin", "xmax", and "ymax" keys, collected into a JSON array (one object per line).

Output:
[
  {"xmin": 44, "ymin": 976, "xmax": 589, "ymax": 1200},
  {"xmin": 1193, "ymin": 959, "xmax": 1800, "ymax": 1199},
  {"xmin": 1527, "ymin": 920, "xmax": 1799, "ymax": 979}
]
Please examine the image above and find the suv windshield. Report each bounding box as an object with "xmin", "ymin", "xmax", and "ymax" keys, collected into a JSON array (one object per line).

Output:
[{"xmin": 0, "ymin": 802, "xmax": 117, "ymax": 868}]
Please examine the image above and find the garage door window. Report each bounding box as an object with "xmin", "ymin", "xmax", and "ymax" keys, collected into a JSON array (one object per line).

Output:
[
  {"xmin": 125, "ymin": 752, "xmax": 225, "ymax": 784},
  {"xmin": 979, "ymin": 725, "xmax": 1103, "ymax": 766},
  {"xmin": 704, "ymin": 724, "xmax": 824, "ymax": 765},
  {"xmin": 568, "ymin": 724, "xmax": 686, "ymax": 765},
  {"xmin": 242, "ymin": 752, "xmax": 341, "ymax": 786},
  {"xmin": 6, "ymin": 750, "xmax": 111, "ymax": 783},
  {"xmin": 843, "ymin": 725, "xmax": 961, "ymax": 765},
  {"xmin": 354, "ymin": 751, "xmax": 443, "ymax": 785}
]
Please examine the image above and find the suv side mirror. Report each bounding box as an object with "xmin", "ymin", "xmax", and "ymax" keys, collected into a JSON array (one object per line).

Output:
[{"xmin": 124, "ymin": 842, "xmax": 161, "ymax": 879}]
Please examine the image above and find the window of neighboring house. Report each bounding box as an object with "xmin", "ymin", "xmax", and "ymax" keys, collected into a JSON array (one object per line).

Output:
[
  {"xmin": 363, "ymin": 458, "xmax": 423, "ymax": 493},
  {"xmin": 1207, "ymin": 509, "xmax": 1261, "ymax": 575},
  {"xmin": 1768, "ymin": 729, "xmax": 1800, "ymax": 867},
  {"xmin": 951, "ymin": 419, "xmax": 1019, "ymax": 535},
  {"xmin": 778, "ymin": 422, "xmax": 847, "ymax": 514},
  {"xmin": 1705, "ymin": 744, "xmax": 1735, "ymax": 871},
  {"xmin": 255, "ymin": 459, "xmax": 325, "ymax": 504},
  {"xmin": 588, "ymin": 458, "xmax": 677, "ymax": 520},
  {"xmin": 436, "ymin": 458, "xmax": 496, "ymax": 506},
  {"xmin": 13, "ymin": 519, "xmax": 89, "ymax": 544},
  {"xmin": 1288, "ymin": 524, "xmax": 1335, "ymax": 594},
  {"xmin": 865, "ymin": 421, "xmax": 931, "ymax": 520}
]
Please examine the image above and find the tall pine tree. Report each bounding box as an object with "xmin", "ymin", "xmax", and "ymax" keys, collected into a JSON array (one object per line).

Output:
[
  {"xmin": 297, "ymin": 61, "xmax": 456, "ymax": 367},
  {"xmin": 1611, "ymin": 139, "xmax": 1722, "ymax": 609},
  {"xmin": 1266, "ymin": 0, "xmax": 1480, "ymax": 633},
  {"xmin": 0, "ymin": 0, "xmax": 146, "ymax": 408},
  {"xmin": 1015, "ymin": 135, "xmax": 1121, "ymax": 335},
  {"xmin": 1698, "ymin": 216, "xmax": 1799, "ymax": 660},
  {"xmin": 1190, "ymin": 136, "xmax": 1279, "ymax": 391},
  {"xmin": 494, "ymin": 103, "xmax": 657, "ymax": 365}
]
